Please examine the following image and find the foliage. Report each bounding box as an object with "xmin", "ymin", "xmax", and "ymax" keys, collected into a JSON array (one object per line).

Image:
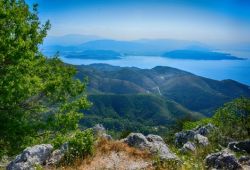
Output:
[
  {"xmin": 80, "ymin": 94, "xmax": 202, "ymax": 136},
  {"xmin": 213, "ymin": 97, "xmax": 250, "ymax": 140},
  {"xmin": 62, "ymin": 129, "xmax": 94, "ymax": 165},
  {"xmin": 0, "ymin": 0, "xmax": 90, "ymax": 157},
  {"xmin": 183, "ymin": 118, "xmax": 212, "ymax": 130},
  {"xmin": 183, "ymin": 97, "xmax": 250, "ymax": 140}
]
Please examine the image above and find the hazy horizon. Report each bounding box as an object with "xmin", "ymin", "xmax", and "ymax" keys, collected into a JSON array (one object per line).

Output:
[{"xmin": 27, "ymin": 0, "xmax": 250, "ymax": 45}]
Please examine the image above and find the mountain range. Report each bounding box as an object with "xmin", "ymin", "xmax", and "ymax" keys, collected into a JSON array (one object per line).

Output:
[
  {"xmin": 42, "ymin": 34, "xmax": 249, "ymax": 60},
  {"xmin": 76, "ymin": 64, "xmax": 250, "ymax": 133},
  {"xmin": 42, "ymin": 38, "xmax": 211, "ymax": 57}
]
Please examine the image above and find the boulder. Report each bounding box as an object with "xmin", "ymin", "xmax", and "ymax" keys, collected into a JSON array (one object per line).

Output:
[
  {"xmin": 47, "ymin": 143, "xmax": 69, "ymax": 166},
  {"xmin": 122, "ymin": 133, "xmax": 151, "ymax": 150},
  {"xmin": 181, "ymin": 142, "xmax": 196, "ymax": 153},
  {"xmin": 228, "ymin": 140, "xmax": 250, "ymax": 153},
  {"xmin": 92, "ymin": 124, "xmax": 106, "ymax": 136},
  {"xmin": 194, "ymin": 134, "xmax": 209, "ymax": 146},
  {"xmin": 92, "ymin": 124, "xmax": 113, "ymax": 140},
  {"xmin": 205, "ymin": 151, "xmax": 242, "ymax": 170},
  {"xmin": 238, "ymin": 156, "xmax": 250, "ymax": 166},
  {"xmin": 175, "ymin": 124, "xmax": 215, "ymax": 147},
  {"xmin": 195, "ymin": 123, "xmax": 215, "ymax": 136},
  {"xmin": 123, "ymin": 133, "xmax": 178, "ymax": 161},
  {"xmin": 175, "ymin": 130, "xmax": 196, "ymax": 146},
  {"xmin": 7, "ymin": 144, "xmax": 53, "ymax": 170}
]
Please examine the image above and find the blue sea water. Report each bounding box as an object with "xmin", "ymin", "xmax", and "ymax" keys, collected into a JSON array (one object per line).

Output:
[{"xmin": 61, "ymin": 55, "xmax": 250, "ymax": 86}]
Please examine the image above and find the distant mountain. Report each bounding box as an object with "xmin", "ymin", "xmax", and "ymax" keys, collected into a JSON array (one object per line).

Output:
[
  {"xmin": 65, "ymin": 50, "xmax": 122, "ymax": 60},
  {"xmin": 42, "ymin": 39, "xmax": 211, "ymax": 56},
  {"xmin": 76, "ymin": 64, "xmax": 250, "ymax": 115},
  {"xmin": 162, "ymin": 50, "xmax": 244, "ymax": 60},
  {"xmin": 43, "ymin": 34, "xmax": 102, "ymax": 46}
]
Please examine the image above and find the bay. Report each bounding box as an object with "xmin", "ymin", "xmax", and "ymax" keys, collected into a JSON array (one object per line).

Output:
[{"xmin": 61, "ymin": 56, "xmax": 250, "ymax": 85}]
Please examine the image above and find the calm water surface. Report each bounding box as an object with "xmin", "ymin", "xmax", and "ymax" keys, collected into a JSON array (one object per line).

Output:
[{"xmin": 61, "ymin": 56, "xmax": 250, "ymax": 85}]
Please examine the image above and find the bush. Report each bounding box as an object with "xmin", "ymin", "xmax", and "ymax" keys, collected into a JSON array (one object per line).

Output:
[
  {"xmin": 213, "ymin": 97, "xmax": 250, "ymax": 140},
  {"xmin": 183, "ymin": 97, "xmax": 250, "ymax": 140},
  {"xmin": 62, "ymin": 129, "xmax": 94, "ymax": 165}
]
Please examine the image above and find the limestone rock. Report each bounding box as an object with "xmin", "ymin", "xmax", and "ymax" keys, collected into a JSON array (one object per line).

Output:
[
  {"xmin": 205, "ymin": 151, "xmax": 242, "ymax": 170},
  {"xmin": 122, "ymin": 133, "xmax": 151, "ymax": 150},
  {"xmin": 238, "ymin": 156, "xmax": 250, "ymax": 166},
  {"xmin": 92, "ymin": 124, "xmax": 113, "ymax": 140},
  {"xmin": 181, "ymin": 142, "xmax": 196, "ymax": 152},
  {"xmin": 195, "ymin": 123, "xmax": 215, "ymax": 136},
  {"xmin": 47, "ymin": 143, "xmax": 69, "ymax": 166},
  {"xmin": 194, "ymin": 134, "xmax": 209, "ymax": 146},
  {"xmin": 228, "ymin": 140, "xmax": 250, "ymax": 154},
  {"xmin": 123, "ymin": 133, "xmax": 178, "ymax": 161},
  {"xmin": 175, "ymin": 130, "xmax": 196, "ymax": 146},
  {"xmin": 7, "ymin": 144, "xmax": 53, "ymax": 170}
]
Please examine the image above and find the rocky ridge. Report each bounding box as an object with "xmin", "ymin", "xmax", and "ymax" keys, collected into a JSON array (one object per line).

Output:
[{"xmin": 5, "ymin": 124, "xmax": 250, "ymax": 170}]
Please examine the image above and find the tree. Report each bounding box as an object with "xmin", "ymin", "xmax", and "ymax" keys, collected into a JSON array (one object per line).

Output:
[
  {"xmin": 0, "ymin": 0, "xmax": 90, "ymax": 156},
  {"xmin": 213, "ymin": 97, "xmax": 250, "ymax": 140}
]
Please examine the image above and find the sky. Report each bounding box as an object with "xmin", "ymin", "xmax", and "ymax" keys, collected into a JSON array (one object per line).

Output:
[{"xmin": 27, "ymin": 0, "xmax": 250, "ymax": 44}]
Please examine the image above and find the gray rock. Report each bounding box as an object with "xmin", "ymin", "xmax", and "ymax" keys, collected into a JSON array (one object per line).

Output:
[
  {"xmin": 175, "ymin": 124, "xmax": 215, "ymax": 147},
  {"xmin": 7, "ymin": 144, "xmax": 53, "ymax": 170},
  {"xmin": 146, "ymin": 134, "xmax": 164, "ymax": 143},
  {"xmin": 92, "ymin": 124, "xmax": 113, "ymax": 140},
  {"xmin": 238, "ymin": 156, "xmax": 250, "ymax": 166},
  {"xmin": 123, "ymin": 133, "xmax": 178, "ymax": 161},
  {"xmin": 92, "ymin": 124, "xmax": 106, "ymax": 136},
  {"xmin": 102, "ymin": 133, "xmax": 113, "ymax": 140},
  {"xmin": 47, "ymin": 143, "xmax": 69, "ymax": 166},
  {"xmin": 228, "ymin": 140, "xmax": 250, "ymax": 154},
  {"xmin": 196, "ymin": 123, "xmax": 215, "ymax": 136},
  {"xmin": 194, "ymin": 134, "xmax": 209, "ymax": 146},
  {"xmin": 181, "ymin": 142, "xmax": 196, "ymax": 152},
  {"xmin": 123, "ymin": 133, "xmax": 151, "ymax": 149},
  {"xmin": 175, "ymin": 130, "xmax": 196, "ymax": 146},
  {"xmin": 205, "ymin": 151, "xmax": 242, "ymax": 170}
]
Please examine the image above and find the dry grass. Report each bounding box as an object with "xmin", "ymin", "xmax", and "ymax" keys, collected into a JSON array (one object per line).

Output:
[
  {"xmin": 53, "ymin": 138, "xmax": 153, "ymax": 170},
  {"xmin": 96, "ymin": 138, "xmax": 152, "ymax": 159}
]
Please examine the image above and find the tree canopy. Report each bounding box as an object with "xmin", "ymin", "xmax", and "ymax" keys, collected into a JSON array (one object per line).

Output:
[{"xmin": 0, "ymin": 0, "xmax": 90, "ymax": 156}]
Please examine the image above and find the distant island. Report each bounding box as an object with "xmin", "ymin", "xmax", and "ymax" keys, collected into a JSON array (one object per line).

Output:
[
  {"xmin": 65, "ymin": 50, "xmax": 122, "ymax": 60},
  {"xmin": 162, "ymin": 50, "xmax": 244, "ymax": 60}
]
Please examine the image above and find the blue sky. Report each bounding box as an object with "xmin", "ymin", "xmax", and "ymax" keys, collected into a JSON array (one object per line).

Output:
[{"xmin": 27, "ymin": 0, "xmax": 250, "ymax": 44}]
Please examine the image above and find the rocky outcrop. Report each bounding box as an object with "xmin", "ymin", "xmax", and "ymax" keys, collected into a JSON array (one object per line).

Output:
[
  {"xmin": 175, "ymin": 123, "xmax": 215, "ymax": 147},
  {"xmin": 205, "ymin": 150, "xmax": 242, "ymax": 170},
  {"xmin": 228, "ymin": 140, "xmax": 250, "ymax": 154},
  {"xmin": 239, "ymin": 156, "xmax": 250, "ymax": 166},
  {"xmin": 47, "ymin": 142, "xmax": 69, "ymax": 166},
  {"xmin": 92, "ymin": 124, "xmax": 112, "ymax": 140},
  {"xmin": 181, "ymin": 142, "xmax": 196, "ymax": 153},
  {"xmin": 175, "ymin": 124, "xmax": 213, "ymax": 151},
  {"xmin": 7, "ymin": 144, "xmax": 53, "ymax": 170},
  {"xmin": 195, "ymin": 123, "xmax": 215, "ymax": 136},
  {"xmin": 194, "ymin": 134, "xmax": 209, "ymax": 146},
  {"xmin": 123, "ymin": 133, "xmax": 178, "ymax": 161},
  {"xmin": 175, "ymin": 130, "xmax": 196, "ymax": 147}
]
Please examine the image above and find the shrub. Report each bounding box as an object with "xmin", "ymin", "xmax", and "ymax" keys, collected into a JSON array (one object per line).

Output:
[
  {"xmin": 183, "ymin": 97, "xmax": 250, "ymax": 140},
  {"xmin": 62, "ymin": 129, "xmax": 94, "ymax": 165},
  {"xmin": 213, "ymin": 97, "xmax": 250, "ymax": 140}
]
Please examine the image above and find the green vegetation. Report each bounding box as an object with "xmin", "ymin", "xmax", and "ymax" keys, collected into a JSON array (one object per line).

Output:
[
  {"xmin": 75, "ymin": 64, "xmax": 250, "ymax": 115},
  {"xmin": 61, "ymin": 129, "xmax": 94, "ymax": 165},
  {"xmin": 149, "ymin": 97, "xmax": 249, "ymax": 170},
  {"xmin": 184, "ymin": 97, "xmax": 250, "ymax": 140},
  {"xmin": 0, "ymin": 0, "xmax": 92, "ymax": 158},
  {"xmin": 80, "ymin": 94, "xmax": 203, "ymax": 135}
]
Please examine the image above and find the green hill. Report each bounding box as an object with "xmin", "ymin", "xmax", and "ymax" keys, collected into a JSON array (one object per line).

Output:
[
  {"xmin": 76, "ymin": 64, "xmax": 250, "ymax": 115},
  {"xmin": 81, "ymin": 94, "xmax": 203, "ymax": 134}
]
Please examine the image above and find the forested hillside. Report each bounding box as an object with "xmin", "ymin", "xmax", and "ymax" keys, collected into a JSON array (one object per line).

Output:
[{"xmin": 76, "ymin": 64, "xmax": 250, "ymax": 115}]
